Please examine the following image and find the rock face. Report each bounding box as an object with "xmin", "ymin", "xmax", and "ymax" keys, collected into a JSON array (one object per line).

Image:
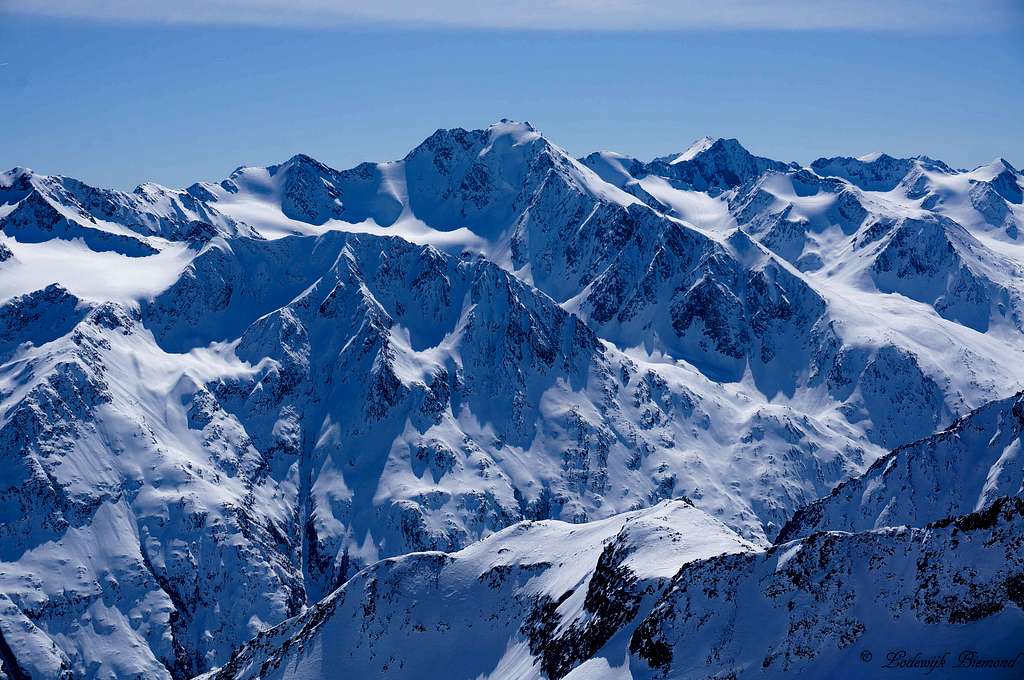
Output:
[
  {"xmin": 1, "ymin": 122, "xmax": 1024, "ymax": 679},
  {"xmin": 809, "ymin": 153, "xmax": 954, "ymax": 192},
  {"xmin": 630, "ymin": 497, "xmax": 1024, "ymax": 680},
  {"xmin": 0, "ymin": 302, "xmax": 304, "ymax": 679},
  {"xmin": 866, "ymin": 215, "xmax": 1024, "ymax": 333}
]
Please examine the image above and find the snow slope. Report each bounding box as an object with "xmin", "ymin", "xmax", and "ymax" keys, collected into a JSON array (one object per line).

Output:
[
  {"xmin": 777, "ymin": 389, "xmax": 1024, "ymax": 541},
  {"xmin": 201, "ymin": 501, "xmax": 754, "ymax": 680}
]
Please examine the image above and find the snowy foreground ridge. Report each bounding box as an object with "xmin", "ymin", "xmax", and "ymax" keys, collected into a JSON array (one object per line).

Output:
[{"xmin": 0, "ymin": 121, "xmax": 1022, "ymax": 679}]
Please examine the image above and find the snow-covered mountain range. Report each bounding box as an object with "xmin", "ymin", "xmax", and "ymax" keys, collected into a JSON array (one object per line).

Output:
[{"xmin": 1, "ymin": 121, "xmax": 1022, "ymax": 679}]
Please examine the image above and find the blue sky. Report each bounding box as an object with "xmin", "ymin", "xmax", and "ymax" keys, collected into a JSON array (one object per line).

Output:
[{"xmin": 1, "ymin": 1, "xmax": 1022, "ymax": 190}]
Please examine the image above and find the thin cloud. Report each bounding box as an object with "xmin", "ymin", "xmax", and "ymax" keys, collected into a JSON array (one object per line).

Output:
[{"xmin": 4, "ymin": 0, "xmax": 1022, "ymax": 31}]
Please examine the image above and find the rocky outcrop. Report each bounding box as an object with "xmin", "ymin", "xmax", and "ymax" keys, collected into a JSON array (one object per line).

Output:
[{"xmin": 631, "ymin": 497, "xmax": 1024, "ymax": 679}]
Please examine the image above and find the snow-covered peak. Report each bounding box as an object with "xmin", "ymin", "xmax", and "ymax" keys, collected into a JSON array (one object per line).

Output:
[
  {"xmin": 974, "ymin": 157, "xmax": 1019, "ymax": 176},
  {"xmin": 267, "ymin": 152, "xmax": 336, "ymax": 178},
  {"xmin": 575, "ymin": 150, "xmax": 645, "ymax": 188},
  {"xmin": 0, "ymin": 166, "xmax": 37, "ymax": 206},
  {"xmin": 163, "ymin": 120, "xmax": 643, "ymax": 253},
  {"xmin": 676, "ymin": 134, "xmax": 716, "ymax": 161},
  {"xmin": 404, "ymin": 119, "xmax": 546, "ymax": 166},
  {"xmin": 485, "ymin": 118, "xmax": 542, "ymax": 146},
  {"xmin": 645, "ymin": 137, "xmax": 794, "ymax": 195},
  {"xmin": 968, "ymin": 157, "xmax": 1021, "ymax": 187},
  {"xmin": 0, "ymin": 165, "xmax": 259, "ymax": 254},
  {"xmin": 856, "ymin": 151, "xmax": 885, "ymax": 162},
  {"xmin": 810, "ymin": 152, "xmax": 954, "ymax": 191},
  {"xmin": 654, "ymin": 135, "xmax": 717, "ymax": 164},
  {"xmin": 653, "ymin": 136, "xmax": 740, "ymax": 164},
  {"xmin": 0, "ymin": 166, "xmax": 35, "ymax": 186}
]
